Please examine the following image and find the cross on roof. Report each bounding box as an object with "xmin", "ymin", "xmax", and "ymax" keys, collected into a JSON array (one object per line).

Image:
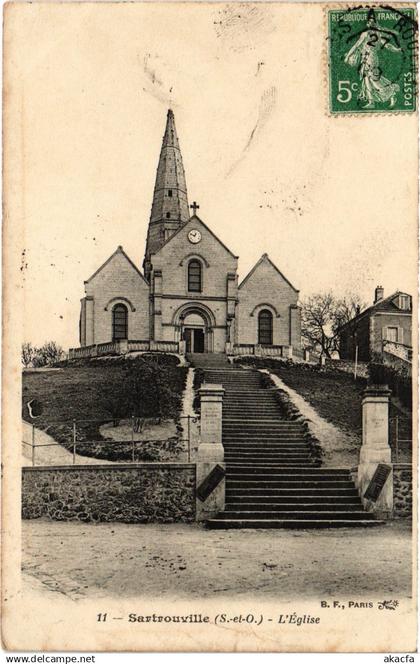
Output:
[{"xmin": 190, "ymin": 201, "xmax": 200, "ymax": 215}]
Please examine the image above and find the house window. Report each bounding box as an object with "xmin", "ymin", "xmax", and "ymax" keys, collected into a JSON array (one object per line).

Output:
[
  {"xmin": 258, "ymin": 309, "xmax": 273, "ymax": 346},
  {"xmin": 166, "ymin": 212, "xmax": 171, "ymax": 219},
  {"xmin": 386, "ymin": 327, "xmax": 398, "ymax": 342},
  {"xmin": 112, "ymin": 304, "xmax": 128, "ymax": 340},
  {"xmin": 168, "ymin": 189, "xmax": 173, "ymax": 197},
  {"xmin": 188, "ymin": 259, "xmax": 202, "ymax": 293},
  {"xmin": 399, "ymin": 295, "xmax": 410, "ymax": 310}
]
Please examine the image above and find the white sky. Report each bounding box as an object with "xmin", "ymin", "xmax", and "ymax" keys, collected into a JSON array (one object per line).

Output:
[{"xmin": 7, "ymin": 2, "xmax": 418, "ymax": 350}]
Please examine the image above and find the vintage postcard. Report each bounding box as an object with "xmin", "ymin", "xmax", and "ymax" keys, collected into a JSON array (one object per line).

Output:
[{"xmin": 2, "ymin": 0, "xmax": 418, "ymax": 653}]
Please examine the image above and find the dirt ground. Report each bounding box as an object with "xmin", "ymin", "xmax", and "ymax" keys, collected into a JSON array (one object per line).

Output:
[{"xmin": 22, "ymin": 519, "xmax": 412, "ymax": 601}]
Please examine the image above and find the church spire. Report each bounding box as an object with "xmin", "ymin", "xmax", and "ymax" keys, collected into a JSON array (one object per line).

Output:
[{"xmin": 143, "ymin": 109, "xmax": 190, "ymax": 279}]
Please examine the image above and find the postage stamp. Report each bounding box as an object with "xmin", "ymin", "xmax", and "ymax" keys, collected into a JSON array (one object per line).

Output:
[{"xmin": 328, "ymin": 6, "xmax": 418, "ymax": 114}]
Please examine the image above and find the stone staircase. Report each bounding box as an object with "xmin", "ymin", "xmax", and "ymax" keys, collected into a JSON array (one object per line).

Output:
[
  {"xmin": 186, "ymin": 352, "xmax": 231, "ymax": 369},
  {"xmin": 191, "ymin": 360, "xmax": 378, "ymax": 529}
]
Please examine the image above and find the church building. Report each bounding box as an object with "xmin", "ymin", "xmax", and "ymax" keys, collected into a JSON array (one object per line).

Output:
[{"xmin": 73, "ymin": 110, "xmax": 301, "ymax": 358}]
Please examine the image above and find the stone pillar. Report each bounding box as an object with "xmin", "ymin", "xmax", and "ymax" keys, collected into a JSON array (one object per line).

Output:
[
  {"xmin": 152, "ymin": 270, "xmax": 163, "ymax": 341},
  {"xmin": 284, "ymin": 345, "xmax": 293, "ymax": 359},
  {"xmin": 289, "ymin": 304, "xmax": 301, "ymax": 347},
  {"xmin": 196, "ymin": 384, "xmax": 225, "ymax": 521},
  {"xmin": 358, "ymin": 386, "xmax": 393, "ymax": 517},
  {"xmin": 118, "ymin": 339, "xmax": 128, "ymax": 354},
  {"xmin": 85, "ymin": 296, "xmax": 94, "ymax": 346},
  {"xmin": 304, "ymin": 349, "xmax": 311, "ymax": 362}
]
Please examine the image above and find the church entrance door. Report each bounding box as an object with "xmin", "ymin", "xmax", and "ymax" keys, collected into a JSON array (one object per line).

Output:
[{"xmin": 184, "ymin": 327, "xmax": 205, "ymax": 353}]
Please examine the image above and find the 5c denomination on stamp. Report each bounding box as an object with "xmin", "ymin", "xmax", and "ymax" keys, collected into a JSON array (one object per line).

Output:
[{"xmin": 328, "ymin": 5, "xmax": 418, "ymax": 114}]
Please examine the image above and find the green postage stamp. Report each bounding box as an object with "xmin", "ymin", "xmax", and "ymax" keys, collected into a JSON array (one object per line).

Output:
[{"xmin": 328, "ymin": 6, "xmax": 418, "ymax": 114}]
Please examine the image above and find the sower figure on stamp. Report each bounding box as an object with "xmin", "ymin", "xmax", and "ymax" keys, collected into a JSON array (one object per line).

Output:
[{"xmin": 344, "ymin": 11, "xmax": 401, "ymax": 109}]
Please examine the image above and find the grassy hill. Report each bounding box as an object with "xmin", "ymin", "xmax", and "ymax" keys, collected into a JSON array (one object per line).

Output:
[{"xmin": 22, "ymin": 354, "xmax": 188, "ymax": 462}]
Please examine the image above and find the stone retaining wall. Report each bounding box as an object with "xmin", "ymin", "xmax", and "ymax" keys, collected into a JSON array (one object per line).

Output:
[
  {"xmin": 22, "ymin": 464, "xmax": 196, "ymax": 523},
  {"xmin": 393, "ymin": 464, "xmax": 413, "ymax": 518}
]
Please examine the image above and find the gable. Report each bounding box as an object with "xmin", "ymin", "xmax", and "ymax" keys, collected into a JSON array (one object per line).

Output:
[
  {"xmin": 85, "ymin": 246, "xmax": 148, "ymax": 294},
  {"xmin": 151, "ymin": 215, "xmax": 238, "ymax": 264},
  {"xmin": 239, "ymin": 254, "xmax": 299, "ymax": 295}
]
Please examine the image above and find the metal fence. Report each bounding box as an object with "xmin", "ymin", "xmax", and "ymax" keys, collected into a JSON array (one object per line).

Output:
[
  {"xmin": 22, "ymin": 415, "xmax": 198, "ymax": 466},
  {"xmin": 389, "ymin": 415, "xmax": 412, "ymax": 463}
]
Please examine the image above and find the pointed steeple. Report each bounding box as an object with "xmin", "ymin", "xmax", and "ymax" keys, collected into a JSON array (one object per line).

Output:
[{"xmin": 143, "ymin": 109, "xmax": 190, "ymax": 279}]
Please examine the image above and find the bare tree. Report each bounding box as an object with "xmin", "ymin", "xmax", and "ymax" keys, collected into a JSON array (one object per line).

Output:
[
  {"xmin": 301, "ymin": 293, "xmax": 338, "ymax": 358},
  {"xmin": 301, "ymin": 292, "xmax": 366, "ymax": 359},
  {"xmin": 32, "ymin": 341, "xmax": 65, "ymax": 367},
  {"xmin": 333, "ymin": 294, "xmax": 366, "ymax": 333},
  {"xmin": 21, "ymin": 342, "xmax": 36, "ymax": 367}
]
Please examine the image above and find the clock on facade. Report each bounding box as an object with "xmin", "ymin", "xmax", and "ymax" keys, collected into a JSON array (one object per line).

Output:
[{"xmin": 188, "ymin": 229, "xmax": 202, "ymax": 244}]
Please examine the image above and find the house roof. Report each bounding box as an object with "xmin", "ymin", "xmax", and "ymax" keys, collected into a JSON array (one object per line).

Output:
[
  {"xmin": 238, "ymin": 253, "xmax": 299, "ymax": 293},
  {"xmin": 339, "ymin": 291, "xmax": 412, "ymax": 330},
  {"xmin": 84, "ymin": 245, "xmax": 148, "ymax": 285},
  {"xmin": 151, "ymin": 214, "xmax": 239, "ymax": 260}
]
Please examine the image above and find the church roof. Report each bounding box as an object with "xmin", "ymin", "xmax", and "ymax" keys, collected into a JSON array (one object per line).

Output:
[
  {"xmin": 84, "ymin": 245, "xmax": 148, "ymax": 285},
  {"xmin": 151, "ymin": 214, "xmax": 239, "ymax": 260},
  {"xmin": 239, "ymin": 253, "xmax": 299, "ymax": 293},
  {"xmin": 143, "ymin": 109, "xmax": 191, "ymax": 277},
  {"xmin": 149, "ymin": 109, "xmax": 190, "ymax": 225}
]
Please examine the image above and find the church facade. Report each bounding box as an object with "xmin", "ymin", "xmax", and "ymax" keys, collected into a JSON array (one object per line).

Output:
[{"xmin": 72, "ymin": 110, "xmax": 301, "ymax": 358}]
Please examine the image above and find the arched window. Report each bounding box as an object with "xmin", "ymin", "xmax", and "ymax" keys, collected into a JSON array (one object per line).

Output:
[
  {"xmin": 188, "ymin": 259, "xmax": 202, "ymax": 293},
  {"xmin": 258, "ymin": 309, "xmax": 273, "ymax": 346},
  {"xmin": 112, "ymin": 304, "xmax": 128, "ymax": 341}
]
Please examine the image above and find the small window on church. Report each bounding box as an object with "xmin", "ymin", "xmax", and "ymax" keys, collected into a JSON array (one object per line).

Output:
[
  {"xmin": 258, "ymin": 309, "xmax": 273, "ymax": 346},
  {"xmin": 112, "ymin": 304, "xmax": 128, "ymax": 341},
  {"xmin": 168, "ymin": 189, "xmax": 173, "ymax": 197},
  {"xmin": 188, "ymin": 259, "xmax": 202, "ymax": 293},
  {"xmin": 166, "ymin": 212, "xmax": 171, "ymax": 219}
]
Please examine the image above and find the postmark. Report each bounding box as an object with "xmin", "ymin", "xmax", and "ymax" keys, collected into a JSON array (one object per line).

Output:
[{"xmin": 327, "ymin": 5, "xmax": 418, "ymax": 114}]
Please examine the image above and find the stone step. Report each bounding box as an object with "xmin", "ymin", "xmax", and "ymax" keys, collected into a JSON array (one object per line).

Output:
[
  {"xmin": 223, "ymin": 410, "xmax": 281, "ymax": 416},
  {"xmin": 226, "ymin": 467, "xmax": 350, "ymax": 475},
  {"xmin": 224, "ymin": 454, "xmax": 311, "ymax": 460},
  {"xmin": 224, "ymin": 456, "xmax": 312, "ymax": 462},
  {"xmin": 226, "ymin": 496, "xmax": 363, "ymax": 506},
  {"xmin": 223, "ymin": 417, "xmax": 302, "ymax": 423},
  {"xmin": 206, "ymin": 519, "xmax": 382, "ymax": 529},
  {"xmin": 223, "ymin": 405, "xmax": 280, "ymax": 409},
  {"xmin": 223, "ymin": 438, "xmax": 307, "ymax": 444},
  {"xmin": 223, "ymin": 423, "xmax": 303, "ymax": 429},
  {"xmin": 217, "ymin": 510, "xmax": 374, "ymax": 520},
  {"xmin": 225, "ymin": 462, "xmax": 312, "ymax": 468},
  {"xmin": 223, "ymin": 405, "xmax": 281, "ymax": 409},
  {"xmin": 225, "ymin": 488, "xmax": 360, "ymax": 497},
  {"xmin": 222, "ymin": 390, "xmax": 276, "ymax": 400},
  {"xmin": 227, "ymin": 480, "xmax": 356, "ymax": 489},
  {"xmin": 223, "ymin": 430, "xmax": 304, "ymax": 435},
  {"xmin": 225, "ymin": 460, "xmax": 312, "ymax": 465},
  {"xmin": 224, "ymin": 445, "xmax": 311, "ymax": 451},
  {"xmin": 223, "ymin": 429, "xmax": 305, "ymax": 436},
  {"xmin": 224, "ymin": 435, "xmax": 307, "ymax": 440},
  {"xmin": 226, "ymin": 473, "xmax": 351, "ymax": 481},
  {"xmin": 223, "ymin": 402, "xmax": 279, "ymax": 406},
  {"xmin": 225, "ymin": 460, "xmax": 312, "ymax": 464}
]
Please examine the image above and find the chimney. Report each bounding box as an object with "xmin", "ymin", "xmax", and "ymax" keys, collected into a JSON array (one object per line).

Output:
[{"xmin": 374, "ymin": 285, "xmax": 384, "ymax": 303}]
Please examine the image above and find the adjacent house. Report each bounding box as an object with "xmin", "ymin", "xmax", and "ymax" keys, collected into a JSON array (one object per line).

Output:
[{"xmin": 339, "ymin": 286, "xmax": 412, "ymax": 367}]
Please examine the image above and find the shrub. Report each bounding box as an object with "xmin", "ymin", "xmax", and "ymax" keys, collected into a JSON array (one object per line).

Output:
[
  {"xmin": 368, "ymin": 360, "xmax": 412, "ymax": 409},
  {"xmin": 22, "ymin": 340, "xmax": 65, "ymax": 367}
]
